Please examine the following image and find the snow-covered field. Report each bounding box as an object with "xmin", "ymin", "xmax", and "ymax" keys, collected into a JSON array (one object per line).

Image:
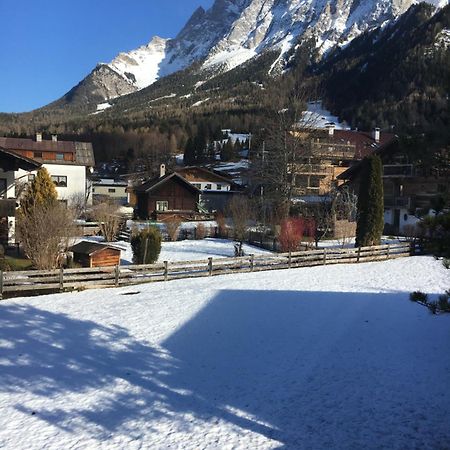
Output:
[
  {"xmin": 0, "ymin": 256, "xmax": 449, "ymax": 449},
  {"xmin": 113, "ymin": 238, "xmax": 271, "ymax": 264}
]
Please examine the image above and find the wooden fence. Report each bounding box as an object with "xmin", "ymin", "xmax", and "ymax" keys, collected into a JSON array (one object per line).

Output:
[{"xmin": 0, "ymin": 243, "xmax": 413, "ymax": 299}]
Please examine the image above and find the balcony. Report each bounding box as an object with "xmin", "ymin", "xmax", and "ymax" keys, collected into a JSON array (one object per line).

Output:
[{"xmin": 383, "ymin": 164, "xmax": 413, "ymax": 177}]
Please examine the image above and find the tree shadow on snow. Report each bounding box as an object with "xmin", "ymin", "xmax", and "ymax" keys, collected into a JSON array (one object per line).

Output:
[{"xmin": 0, "ymin": 291, "xmax": 449, "ymax": 448}]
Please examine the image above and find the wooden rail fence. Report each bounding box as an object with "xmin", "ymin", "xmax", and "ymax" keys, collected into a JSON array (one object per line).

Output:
[{"xmin": 0, "ymin": 243, "xmax": 413, "ymax": 299}]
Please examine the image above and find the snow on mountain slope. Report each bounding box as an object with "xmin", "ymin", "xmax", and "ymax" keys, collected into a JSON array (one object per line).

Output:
[
  {"xmin": 62, "ymin": 0, "xmax": 449, "ymax": 105},
  {"xmin": 107, "ymin": 36, "xmax": 169, "ymax": 89}
]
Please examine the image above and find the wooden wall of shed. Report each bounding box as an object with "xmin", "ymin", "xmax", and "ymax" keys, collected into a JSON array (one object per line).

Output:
[{"xmin": 91, "ymin": 248, "xmax": 121, "ymax": 267}]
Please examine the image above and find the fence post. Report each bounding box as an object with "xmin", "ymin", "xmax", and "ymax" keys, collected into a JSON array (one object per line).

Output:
[
  {"xmin": 164, "ymin": 261, "xmax": 168, "ymax": 281},
  {"xmin": 288, "ymin": 251, "xmax": 292, "ymax": 268},
  {"xmin": 386, "ymin": 244, "xmax": 390, "ymax": 260},
  {"xmin": 208, "ymin": 257, "xmax": 213, "ymax": 276},
  {"xmin": 323, "ymin": 248, "xmax": 327, "ymax": 265},
  {"xmin": 357, "ymin": 247, "xmax": 361, "ymax": 263},
  {"xmin": 410, "ymin": 241, "xmax": 415, "ymax": 256},
  {"xmin": 114, "ymin": 265, "xmax": 120, "ymax": 287},
  {"xmin": 0, "ymin": 270, "xmax": 3, "ymax": 300},
  {"xmin": 250, "ymin": 254, "xmax": 254, "ymax": 272},
  {"xmin": 59, "ymin": 267, "xmax": 64, "ymax": 292}
]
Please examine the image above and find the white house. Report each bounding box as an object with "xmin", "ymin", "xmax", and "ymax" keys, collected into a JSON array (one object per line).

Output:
[{"xmin": 0, "ymin": 134, "xmax": 95, "ymax": 208}]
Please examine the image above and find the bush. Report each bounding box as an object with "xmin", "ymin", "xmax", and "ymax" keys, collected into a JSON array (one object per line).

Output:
[
  {"xmin": 438, "ymin": 294, "xmax": 450, "ymax": 312},
  {"xmin": 443, "ymin": 259, "xmax": 450, "ymax": 269},
  {"xmin": 196, "ymin": 223, "xmax": 206, "ymax": 240},
  {"xmin": 165, "ymin": 216, "xmax": 182, "ymax": 242},
  {"xmin": 409, "ymin": 291, "xmax": 428, "ymax": 303},
  {"xmin": 428, "ymin": 301, "xmax": 438, "ymax": 314},
  {"xmin": 131, "ymin": 227, "xmax": 162, "ymax": 264}
]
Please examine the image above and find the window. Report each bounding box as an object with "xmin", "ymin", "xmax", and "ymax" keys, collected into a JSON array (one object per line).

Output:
[
  {"xmin": 192, "ymin": 183, "xmax": 201, "ymax": 189},
  {"xmin": 28, "ymin": 174, "xmax": 35, "ymax": 182},
  {"xmin": 205, "ymin": 183, "xmax": 212, "ymax": 190},
  {"xmin": 108, "ymin": 188, "xmax": 116, "ymax": 193},
  {"xmin": 0, "ymin": 179, "xmax": 6, "ymax": 199},
  {"xmin": 217, "ymin": 184, "xmax": 222, "ymax": 191},
  {"xmin": 56, "ymin": 153, "xmax": 64, "ymax": 160},
  {"xmin": 51, "ymin": 175, "xmax": 67, "ymax": 187},
  {"xmin": 156, "ymin": 201, "xmax": 168, "ymax": 212},
  {"xmin": 33, "ymin": 151, "xmax": 42, "ymax": 159}
]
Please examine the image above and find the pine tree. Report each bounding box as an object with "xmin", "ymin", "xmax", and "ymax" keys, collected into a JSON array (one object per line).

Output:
[
  {"xmin": 355, "ymin": 155, "xmax": 384, "ymax": 247},
  {"xmin": 221, "ymin": 139, "xmax": 234, "ymax": 161},
  {"xmin": 183, "ymin": 137, "xmax": 195, "ymax": 165},
  {"xmin": 21, "ymin": 167, "xmax": 58, "ymax": 213}
]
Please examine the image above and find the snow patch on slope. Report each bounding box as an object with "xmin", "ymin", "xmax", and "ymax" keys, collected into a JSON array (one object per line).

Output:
[{"xmin": 107, "ymin": 36, "xmax": 169, "ymax": 89}]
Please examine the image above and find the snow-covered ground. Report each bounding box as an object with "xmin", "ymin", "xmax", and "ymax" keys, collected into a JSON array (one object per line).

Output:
[
  {"xmin": 1, "ymin": 256, "xmax": 449, "ymax": 449},
  {"xmin": 112, "ymin": 238, "xmax": 271, "ymax": 265}
]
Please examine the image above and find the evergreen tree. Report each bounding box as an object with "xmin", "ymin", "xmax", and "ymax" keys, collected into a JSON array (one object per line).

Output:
[
  {"xmin": 183, "ymin": 137, "xmax": 196, "ymax": 165},
  {"xmin": 221, "ymin": 139, "xmax": 234, "ymax": 161},
  {"xmin": 131, "ymin": 227, "xmax": 162, "ymax": 264},
  {"xmin": 21, "ymin": 167, "xmax": 57, "ymax": 213},
  {"xmin": 355, "ymin": 155, "xmax": 384, "ymax": 247}
]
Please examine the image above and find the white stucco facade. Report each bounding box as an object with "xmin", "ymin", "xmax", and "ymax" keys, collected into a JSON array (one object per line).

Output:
[{"xmin": 16, "ymin": 164, "xmax": 92, "ymax": 206}]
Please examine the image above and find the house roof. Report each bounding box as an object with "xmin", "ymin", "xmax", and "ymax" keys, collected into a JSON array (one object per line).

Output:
[
  {"xmin": 0, "ymin": 137, "xmax": 75, "ymax": 153},
  {"xmin": 0, "ymin": 146, "xmax": 41, "ymax": 171},
  {"xmin": 312, "ymin": 129, "xmax": 397, "ymax": 159},
  {"xmin": 70, "ymin": 241, "xmax": 120, "ymax": 256},
  {"xmin": 0, "ymin": 137, "xmax": 95, "ymax": 167},
  {"xmin": 175, "ymin": 166, "xmax": 234, "ymax": 184},
  {"xmin": 134, "ymin": 172, "xmax": 201, "ymax": 194}
]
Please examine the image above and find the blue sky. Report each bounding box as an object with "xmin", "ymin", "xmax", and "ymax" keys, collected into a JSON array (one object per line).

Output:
[{"xmin": 0, "ymin": 0, "xmax": 213, "ymax": 113}]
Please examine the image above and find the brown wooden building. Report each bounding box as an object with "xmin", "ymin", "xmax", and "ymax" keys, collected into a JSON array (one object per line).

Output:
[
  {"xmin": 70, "ymin": 241, "xmax": 121, "ymax": 268},
  {"xmin": 134, "ymin": 171, "xmax": 200, "ymax": 220}
]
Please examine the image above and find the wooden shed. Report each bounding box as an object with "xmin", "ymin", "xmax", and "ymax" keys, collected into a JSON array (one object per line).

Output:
[{"xmin": 70, "ymin": 241, "xmax": 121, "ymax": 268}]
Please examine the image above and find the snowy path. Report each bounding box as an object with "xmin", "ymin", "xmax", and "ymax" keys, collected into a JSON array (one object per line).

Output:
[{"xmin": 0, "ymin": 256, "xmax": 449, "ymax": 449}]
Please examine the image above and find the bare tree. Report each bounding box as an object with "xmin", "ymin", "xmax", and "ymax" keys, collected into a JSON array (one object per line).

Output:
[
  {"xmin": 165, "ymin": 216, "xmax": 182, "ymax": 242},
  {"xmin": 251, "ymin": 90, "xmax": 322, "ymax": 224},
  {"xmin": 16, "ymin": 202, "xmax": 76, "ymax": 270},
  {"xmin": 227, "ymin": 196, "xmax": 254, "ymax": 254},
  {"xmin": 92, "ymin": 201, "xmax": 122, "ymax": 242}
]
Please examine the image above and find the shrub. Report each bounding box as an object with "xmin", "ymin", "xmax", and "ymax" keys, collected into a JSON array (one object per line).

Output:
[
  {"xmin": 165, "ymin": 216, "xmax": 182, "ymax": 242},
  {"xmin": 409, "ymin": 291, "xmax": 428, "ymax": 303},
  {"xmin": 131, "ymin": 227, "xmax": 162, "ymax": 264},
  {"xmin": 443, "ymin": 259, "xmax": 450, "ymax": 269},
  {"xmin": 279, "ymin": 218, "xmax": 304, "ymax": 252},
  {"xmin": 428, "ymin": 301, "xmax": 438, "ymax": 314},
  {"xmin": 215, "ymin": 212, "xmax": 227, "ymax": 238},
  {"xmin": 196, "ymin": 222, "xmax": 206, "ymax": 240},
  {"xmin": 438, "ymin": 294, "xmax": 450, "ymax": 312}
]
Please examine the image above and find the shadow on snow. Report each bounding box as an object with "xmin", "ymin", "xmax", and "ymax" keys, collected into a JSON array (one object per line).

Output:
[{"xmin": 0, "ymin": 290, "xmax": 449, "ymax": 448}]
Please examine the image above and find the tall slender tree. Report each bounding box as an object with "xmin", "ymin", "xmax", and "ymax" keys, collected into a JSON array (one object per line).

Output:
[{"xmin": 355, "ymin": 154, "xmax": 384, "ymax": 247}]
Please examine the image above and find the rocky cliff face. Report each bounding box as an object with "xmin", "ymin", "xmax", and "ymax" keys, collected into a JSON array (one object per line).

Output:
[{"xmin": 48, "ymin": 0, "xmax": 446, "ymax": 109}]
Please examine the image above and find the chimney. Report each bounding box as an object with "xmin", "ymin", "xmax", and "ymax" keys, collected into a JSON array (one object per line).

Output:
[
  {"xmin": 160, "ymin": 163, "xmax": 166, "ymax": 178},
  {"xmin": 36, "ymin": 133, "xmax": 42, "ymax": 142},
  {"xmin": 326, "ymin": 123, "xmax": 335, "ymax": 136},
  {"xmin": 52, "ymin": 134, "xmax": 58, "ymax": 142},
  {"xmin": 373, "ymin": 127, "xmax": 380, "ymax": 143}
]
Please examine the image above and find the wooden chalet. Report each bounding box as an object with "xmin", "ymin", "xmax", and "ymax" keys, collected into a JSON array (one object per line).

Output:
[
  {"xmin": 290, "ymin": 126, "xmax": 396, "ymax": 199},
  {"xmin": 134, "ymin": 166, "xmax": 201, "ymax": 221},
  {"xmin": 174, "ymin": 166, "xmax": 241, "ymax": 212},
  {"xmin": 70, "ymin": 241, "xmax": 121, "ymax": 268}
]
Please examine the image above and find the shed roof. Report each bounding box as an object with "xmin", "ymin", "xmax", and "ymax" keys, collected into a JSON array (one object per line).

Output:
[{"xmin": 70, "ymin": 241, "xmax": 120, "ymax": 256}]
